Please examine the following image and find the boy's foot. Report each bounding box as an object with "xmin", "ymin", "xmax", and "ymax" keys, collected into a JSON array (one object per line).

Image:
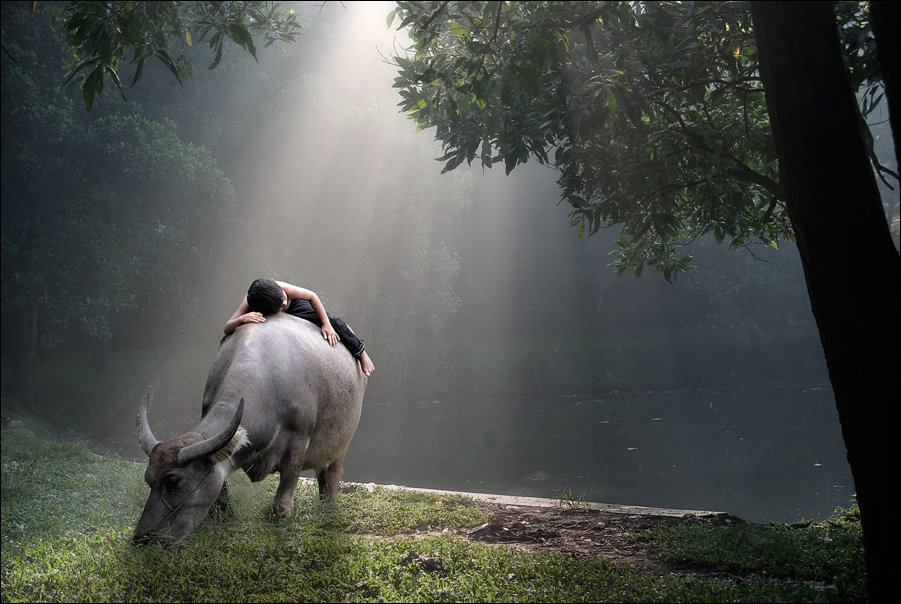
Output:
[{"xmin": 359, "ymin": 351, "xmax": 375, "ymax": 377}]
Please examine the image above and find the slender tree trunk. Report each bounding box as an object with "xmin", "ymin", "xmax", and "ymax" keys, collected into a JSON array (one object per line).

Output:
[{"xmin": 751, "ymin": 3, "xmax": 900, "ymax": 601}]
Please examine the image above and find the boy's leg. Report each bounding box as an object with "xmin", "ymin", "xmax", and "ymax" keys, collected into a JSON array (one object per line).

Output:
[
  {"xmin": 327, "ymin": 315, "xmax": 366, "ymax": 358},
  {"xmin": 284, "ymin": 299, "xmax": 321, "ymax": 323},
  {"xmin": 284, "ymin": 300, "xmax": 365, "ymax": 358}
]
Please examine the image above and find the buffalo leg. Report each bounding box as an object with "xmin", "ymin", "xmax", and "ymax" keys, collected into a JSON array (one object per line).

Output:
[
  {"xmin": 273, "ymin": 446, "xmax": 306, "ymax": 518},
  {"xmin": 214, "ymin": 481, "xmax": 230, "ymax": 513},
  {"xmin": 316, "ymin": 455, "xmax": 345, "ymax": 500}
]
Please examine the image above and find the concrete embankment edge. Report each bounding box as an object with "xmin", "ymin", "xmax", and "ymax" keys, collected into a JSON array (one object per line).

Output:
[{"xmin": 341, "ymin": 480, "xmax": 729, "ymax": 519}]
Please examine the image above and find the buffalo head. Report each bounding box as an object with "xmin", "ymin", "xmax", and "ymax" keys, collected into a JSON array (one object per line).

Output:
[{"xmin": 132, "ymin": 387, "xmax": 248, "ymax": 545}]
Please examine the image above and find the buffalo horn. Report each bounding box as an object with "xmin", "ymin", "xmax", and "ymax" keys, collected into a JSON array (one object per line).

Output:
[
  {"xmin": 176, "ymin": 398, "xmax": 245, "ymax": 466},
  {"xmin": 136, "ymin": 386, "xmax": 159, "ymax": 456}
]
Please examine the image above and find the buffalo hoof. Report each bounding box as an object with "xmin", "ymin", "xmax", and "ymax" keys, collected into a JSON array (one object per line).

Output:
[{"xmin": 273, "ymin": 500, "xmax": 294, "ymax": 519}]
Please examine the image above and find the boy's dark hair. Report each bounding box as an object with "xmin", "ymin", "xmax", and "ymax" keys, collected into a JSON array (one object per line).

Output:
[{"xmin": 246, "ymin": 278, "xmax": 284, "ymax": 315}]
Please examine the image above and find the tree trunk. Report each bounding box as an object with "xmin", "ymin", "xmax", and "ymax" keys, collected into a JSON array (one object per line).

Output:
[
  {"xmin": 870, "ymin": 2, "xmax": 900, "ymax": 167},
  {"xmin": 751, "ymin": 2, "xmax": 900, "ymax": 601}
]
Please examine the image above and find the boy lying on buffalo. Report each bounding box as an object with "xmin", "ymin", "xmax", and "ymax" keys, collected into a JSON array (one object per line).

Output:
[{"xmin": 224, "ymin": 277, "xmax": 375, "ymax": 377}]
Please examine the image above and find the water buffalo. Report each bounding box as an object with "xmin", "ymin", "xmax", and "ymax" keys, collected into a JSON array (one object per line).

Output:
[{"xmin": 133, "ymin": 312, "xmax": 367, "ymax": 544}]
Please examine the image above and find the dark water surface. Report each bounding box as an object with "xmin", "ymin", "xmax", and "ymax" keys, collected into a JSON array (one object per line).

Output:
[{"xmin": 342, "ymin": 385, "xmax": 855, "ymax": 524}]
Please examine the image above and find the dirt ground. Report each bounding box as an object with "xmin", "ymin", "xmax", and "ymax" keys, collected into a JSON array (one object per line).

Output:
[{"xmin": 437, "ymin": 500, "xmax": 748, "ymax": 577}]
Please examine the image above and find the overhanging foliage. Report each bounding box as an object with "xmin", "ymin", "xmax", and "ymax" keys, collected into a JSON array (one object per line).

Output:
[{"xmin": 389, "ymin": 1, "xmax": 889, "ymax": 281}]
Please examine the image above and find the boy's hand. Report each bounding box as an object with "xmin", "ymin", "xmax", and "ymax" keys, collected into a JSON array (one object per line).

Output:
[
  {"xmin": 242, "ymin": 312, "xmax": 266, "ymax": 324},
  {"xmin": 321, "ymin": 325, "xmax": 340, "ymax": 347}
]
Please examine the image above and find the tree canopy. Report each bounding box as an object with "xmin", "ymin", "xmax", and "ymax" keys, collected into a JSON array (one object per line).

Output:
[
  {"xmin": 1, "ymin": 21, "xmax": 236, "ymax": 346},
  {"xmin": 389, "ymin": 1, "xmax": 894, "ymax": 281},
  {"xmin": 41, "ymin": 1, "xmax": 301, "ymax": 109}
]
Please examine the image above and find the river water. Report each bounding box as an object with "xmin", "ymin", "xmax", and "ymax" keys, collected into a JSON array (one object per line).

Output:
[{"xmin": 342, "ymin": 385, "xmax": 855, "ymax": 524}]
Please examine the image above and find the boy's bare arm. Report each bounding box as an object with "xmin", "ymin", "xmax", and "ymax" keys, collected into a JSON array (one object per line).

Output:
[
  {"xmin": 223, "ymin": 296, "xmax": 265, "ymax": 335},
  {"xmin": 276, "ymin": 281, "xmax": 340, "ymax": 346}
]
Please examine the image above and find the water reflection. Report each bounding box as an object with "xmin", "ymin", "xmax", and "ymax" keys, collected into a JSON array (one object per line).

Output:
[{"xmin": 343, "ymin": 386, "xmax": 854, "ymax": 524}]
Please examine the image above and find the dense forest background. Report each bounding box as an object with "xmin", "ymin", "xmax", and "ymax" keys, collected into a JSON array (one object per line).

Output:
[{"xmin": 2, "ymin": 1, "xmax": 898, "ymax": 444}]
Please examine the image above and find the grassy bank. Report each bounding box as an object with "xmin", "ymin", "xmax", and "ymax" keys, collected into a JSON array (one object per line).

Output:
[{"xmin": 1, "ymin": 419, "xmax": 864, "ymax": 603}]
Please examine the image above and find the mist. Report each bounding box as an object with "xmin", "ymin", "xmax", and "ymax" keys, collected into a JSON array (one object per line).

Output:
[{"xmin": 4, "ymin": 1, "xmax": 895, "ymax": 524}]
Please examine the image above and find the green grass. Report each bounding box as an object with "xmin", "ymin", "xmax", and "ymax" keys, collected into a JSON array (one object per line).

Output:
[
  {"xmin": 2, "ymin": 421, "xmax": 865, "ymax": 603},
  {"xmin": 648, "ymin": 508, "xmax": 865, "ymax": 590}
]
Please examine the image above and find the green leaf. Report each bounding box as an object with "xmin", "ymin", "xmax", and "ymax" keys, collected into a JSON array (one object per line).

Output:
[
  {"xmin": 209, "ymin": 43, "xmax": 224, "ymax": 70},
  {"xmin": 153, "ymin": 49, "xmax": 182, "ymax": 83},
  {"xmin": 606, "ymin": 89, "xmax": 618, "ymax": 115},
  {"xmin": 228, "ymin": 23, "xmax": 258, "ymax": 59},
  {"xmin": 442, "ymin": 154, "xmax": 465, "ymax": 173},
  {"xmin": 505, "ymin": 153, "xmax": 517, "ymax": 175},
  {"xmin": 104, "ymin": 65, "xmax": 126, "ymax": 102},
  {"xmin": 130, "ymin": 58, "xmax": 145, "ymax": 87},
  {"xmin": 448, "ymin": 21, "xmax": 469, "ymax": 42}
]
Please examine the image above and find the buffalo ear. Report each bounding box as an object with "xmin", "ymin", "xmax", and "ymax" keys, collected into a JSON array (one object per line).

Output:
[
  {"xmin": 176, "ymin": 398, "xmax": 245, "ymax": 465},
  {"xmin": 208, "ymin": 426, "xmax": 250, "ymax": 465}
]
